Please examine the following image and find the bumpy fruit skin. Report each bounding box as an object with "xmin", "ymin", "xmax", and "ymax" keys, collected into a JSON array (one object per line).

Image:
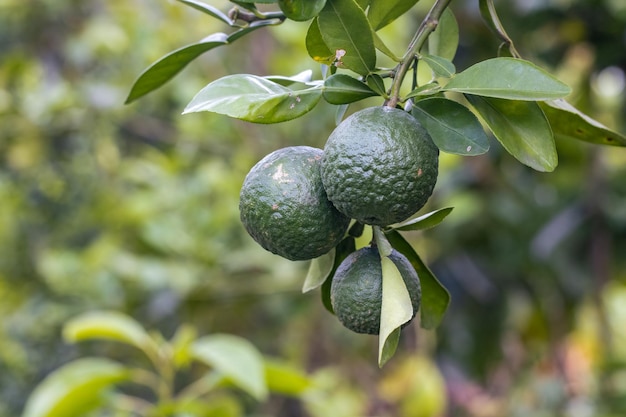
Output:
[
  {"xmin": 321, "ymin": 106, "xmax": 439, "ymax": 226},
  {"xmin": 330, "ymin": 246, "xmax": 421, "ymax": 335},
  {"xmin": 239, "ymin": 146, "xmax": 350, "ymax": 261}
]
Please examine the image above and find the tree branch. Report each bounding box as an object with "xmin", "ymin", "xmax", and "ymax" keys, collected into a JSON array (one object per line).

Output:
[{"xmin": 386, "ymin": 0, "xmax": 453, "ymax": 108}]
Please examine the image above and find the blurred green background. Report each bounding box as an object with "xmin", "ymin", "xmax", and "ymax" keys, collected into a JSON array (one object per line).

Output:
[{"xmin": 1, "ymin": 0, "xmax": 626, "ymax": 416}]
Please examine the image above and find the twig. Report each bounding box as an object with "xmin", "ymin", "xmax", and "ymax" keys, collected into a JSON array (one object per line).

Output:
[{"xmin": 386, "ymin": 0, "xmax": 453, "ymax": 108}]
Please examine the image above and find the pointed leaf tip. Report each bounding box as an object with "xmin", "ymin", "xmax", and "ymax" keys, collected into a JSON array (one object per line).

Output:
[
  {"xmin": 384, "ymin": 230, "xmax": 450, "ymax": 329},
  {"xmin": 392, "ymin": 207, "xmax": 454, "ymax": 231},
  {"xmin": 467, "ymin": 95, "xmax": 558, "ymax": 172},
  {"xmin": 303, "ymin": 249, "xmax": 336, "ymax": 293},
  {"xmin": 443, "ymin": 58, "xmax": 571, "ymax": 101},
  {"xmin": 378, "ymin": 256, "xmax": 413, "ymax": 366},
  {"xmin": 125, "ymin": 33, "xmax": 228, "ymax": 104},
  {"xmin": 539, "ymin": 99, "xmax": 626, "ymax": 147},
  {"xmin": 63, "ymin": 311, "xmax": 152, "ymax": 351},
  {"xmin": 177, "ymin": 0, "xmax": 234, "ymax": 26}
]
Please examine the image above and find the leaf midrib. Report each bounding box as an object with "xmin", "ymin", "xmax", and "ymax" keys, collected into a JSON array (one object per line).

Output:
[{"xmin": 327, "ymin": 0, "xmax": 372, "ymax": 75}]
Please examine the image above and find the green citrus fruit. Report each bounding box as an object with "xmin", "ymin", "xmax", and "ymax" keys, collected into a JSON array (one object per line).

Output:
[
  {"xmin": 321, "ymin": 106, "xmax": 439, "ymax": 226},
  {"xmin": 239, "ymin": 146, "xmax": 350, "ymax": 261},
  {"xmin": 330, "ymin": 246, "xmax": 421, "ymax": 335}
]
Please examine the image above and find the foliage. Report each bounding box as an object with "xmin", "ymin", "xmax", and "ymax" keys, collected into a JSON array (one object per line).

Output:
[
  {"xmin": 2, "ymin": 0, "xmax": 626, "ymax": 416},
  {"xmin": 125, "ymin": 0, "xmax": 626, "ymax": 367},
  {"xmin": 23, "ymin": 311, "xmax": 310, "ymax": 417}
]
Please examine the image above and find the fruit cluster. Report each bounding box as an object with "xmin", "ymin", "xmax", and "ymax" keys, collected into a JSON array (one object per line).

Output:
[{"xmin": 239, "ymin": 106, "xmax": 439, "ymax": 334}]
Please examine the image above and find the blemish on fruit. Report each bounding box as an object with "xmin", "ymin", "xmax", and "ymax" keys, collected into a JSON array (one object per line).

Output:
[
  {"xmin": 272, "ymin": 164, "xmax": 292, "ymax": 183},
  {"xmin": 417, "ymin": 168, "xmax": 423, "ymax": 177}
]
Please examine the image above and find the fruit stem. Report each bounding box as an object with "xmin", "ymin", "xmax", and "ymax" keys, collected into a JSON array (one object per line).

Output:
[{"xmin": 386, "ymin": 0, "xmax": 453, "ymax": 109}]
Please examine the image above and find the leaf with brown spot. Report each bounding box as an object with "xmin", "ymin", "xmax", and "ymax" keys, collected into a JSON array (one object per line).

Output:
[{"xmin": 539, "ymin": 99, "xmax": 626, "ymax": 147}]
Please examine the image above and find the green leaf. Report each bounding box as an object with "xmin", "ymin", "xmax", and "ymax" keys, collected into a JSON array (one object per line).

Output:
[
  {"xmin": 22, "ymin": 358, "xmax": 128, "ymax": 417},
  {"xmin": 323, "ymin": 74, "xmax": 378, "ymax": 104},
  {"xmin": 385, "ymin": 230, "xmax": 449, "ymax": 329},
  {"xmin": 318, "ymin": 0, "xmax": 376, "ymax": 76},
  {"xmin": 177, "ymin": 0, "xmax": 234, "ymax": 25},
  {"xmin": 479, "ymin": 0, "xmax": 520, "ymax": 58},
  {"xmin": 125, "ymin": 33, "xmax": 228, "ymax": 104},
  {"xmin": 391, "ymin": 207, "xmax": 454, "ymax": 231},
  {"xmin": 374, "ymin": 226, "xmax": 393, "ymax": 257},
  {"xmin": 63, "ymin": 311, "xmax": 153, "ymax": 351},
  {"xmin": 412, "ymin": 97, "xmax": 489, "ymax": 155},
  {"xmin": 420, "ymin": 53, "xmax": 456, "ymax": 78},
  {"xmin": 335, "ymin": 103, "xmax": 349, "ymax": 125},
  {"xmin": 303, "ymin": 248, "xmax": 336, "ymax": 293},
  {"xmin": 265, "ymin": 70, "xmax": 314, "ymax": 86},
  {"xmin": 378, "ymin": 256, "xmax": 413, "ymax": 367},
  {"xmin": 321, "ymin": 237, "xmax": 356, "ymax": 314},
  {"xmin": 467, "ymin": 95, "xmax": 558, "ymax": 171},
  {"xmin": 170, "ymin": 324, "xmax": 198, "ymax": 368},
  {"xmin": 264, "ymin": 358, "xmax": 311, "ymax": 396},
  {"xmin": 368, "ymin": 0, "xmax": 420, "ymax": 31},
  {"xmin": 373, "ymin": 32, "xmax": 401, "ymax": 62},
  {"xmin": 379, "ymin": 328, "xmax": 401, "ymax": 368},
  {"xmin": 279, "ymin": 0, "xmax": 327, "ymax": 21},
  {"xmin": 539, "ymin": 99, "xmax": 626, "ymax": 147},
  {"xmin": 366, "ymin": 73, "xmax": 387, "ymax": 97},
  {"xmin": 173, "ymin": 395, "xmax": 242, "ymax": 417},
  {"xmin": 305, "ymin": 18, "xmax": 334, "ymax": 65},
  {"xmin": 405, "ymin": 82, "xmax": 440, "ymax": 99},
  {"xmin": 183, "ymin": 74, "xmax": 322, "ymax": 123},
  {"xmin": 191, "ymin": 334, "xmax": 268, "ymax": 400},
  {"xmin": 442, "ymin": 58, "xmax": 571, "ymax": 100},
  {"xmin": 428, "ymin": 8, "xmax": 458, "ymax": 61}
]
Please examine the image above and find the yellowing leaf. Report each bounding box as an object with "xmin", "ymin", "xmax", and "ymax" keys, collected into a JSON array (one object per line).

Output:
[
  {"xmin": 539, "ymin": 99, "xmax": 626, "ymax": 146},
  {"xmin": 264, "ymin": 358, "xmax": 312, "ymax": 396},
  {"xmin": 303, "ymin": 249, "xmax": 336, "ymax": 293},
  {"xmin": 378, "ymin": 257, "xmax": 413, "ymax": 367},
  {"xmin": 385, "ymin": 231, "xmax": 449, "ymax": 329},
  {"xmin": 63, "ymin": 311, "xmax": 152, "ymax": 351},
  {"xmin": 22, "ymin": 358, "xmax": 128, "ymax": 417},
  {"xmin": 191, "ymin": 334, "xmax": 268, "ymax": 400}
]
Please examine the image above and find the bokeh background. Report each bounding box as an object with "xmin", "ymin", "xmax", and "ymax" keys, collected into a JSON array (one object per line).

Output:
[{"xmin": 2, "ymin": 0, "xmax": 626, "ymax": 416}]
